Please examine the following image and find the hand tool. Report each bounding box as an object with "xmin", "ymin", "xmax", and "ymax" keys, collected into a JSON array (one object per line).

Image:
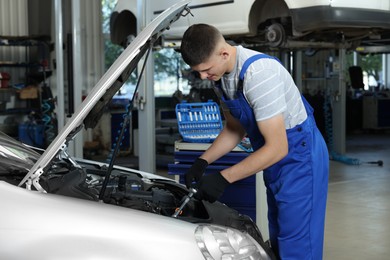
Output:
[{"xmin": 172, "ymin": 188, "xmax": 197, "ymax": 218}]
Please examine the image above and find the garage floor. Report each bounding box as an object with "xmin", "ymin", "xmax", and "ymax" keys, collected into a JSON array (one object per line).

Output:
[
  {"xmin": 111, "ymin": 132, "xmax": 390, "ymax": 259},
  {"xmin": 324, "ymin": 133, "xmax": 389, "ymax": 260}
]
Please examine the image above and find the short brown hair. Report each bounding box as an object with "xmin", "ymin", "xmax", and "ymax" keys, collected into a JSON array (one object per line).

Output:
[{"xmin": 180, "ymin": 24, "xmax": 222, "ymax": 66}]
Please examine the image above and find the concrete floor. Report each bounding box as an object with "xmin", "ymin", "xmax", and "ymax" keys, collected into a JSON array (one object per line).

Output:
[
  {"xmin": 324, "ymin": 133, "xmax": 390, "ymax": 260},
  {"xmin": 110, "ymin": 132, "xmax": 390, "ymax": 259}
]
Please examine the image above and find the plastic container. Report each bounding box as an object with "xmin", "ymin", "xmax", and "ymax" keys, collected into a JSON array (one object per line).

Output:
[
  {"xmin": 176, "ymin": 101, "xmax": 223, "ymax": 143},
  {"xmin": 18, "ymin": 123, "xmax": 44, "ymax": 148}
]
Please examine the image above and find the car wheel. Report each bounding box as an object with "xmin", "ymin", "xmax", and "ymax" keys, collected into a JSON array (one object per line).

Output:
[{"xmin": 266, "ymin": 23, "xmax": 286, "ymax": 47}]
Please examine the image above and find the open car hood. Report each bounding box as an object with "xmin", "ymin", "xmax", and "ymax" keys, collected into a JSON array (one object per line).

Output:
[{"xmin": 19, "ymin": 1, "xmax": 191, "ymax": 189}]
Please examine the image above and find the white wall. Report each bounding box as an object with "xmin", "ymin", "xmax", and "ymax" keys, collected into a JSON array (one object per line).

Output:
[
  {"xmin": 0, "ymin": 0, "xmax": 28, "ymax": 35},
  {"xmin": 0, "ymin": 0, "xmax": 29, "ymax": 88}
]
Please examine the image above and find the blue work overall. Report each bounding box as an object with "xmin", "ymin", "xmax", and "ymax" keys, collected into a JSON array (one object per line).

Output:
[{"xmin": 217, "ymin": 54, "xmax": 329, "ymax": 259}]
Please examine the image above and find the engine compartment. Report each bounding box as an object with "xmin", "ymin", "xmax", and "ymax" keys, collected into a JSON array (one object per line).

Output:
[{"xmin": 41, "ymin": 161, "xmax": 211, "ymax": 220}]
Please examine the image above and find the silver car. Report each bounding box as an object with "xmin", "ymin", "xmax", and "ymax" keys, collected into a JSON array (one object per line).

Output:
[{"xmin": 0, "ymin": 1, "xmax": 274, "ymax": 259}]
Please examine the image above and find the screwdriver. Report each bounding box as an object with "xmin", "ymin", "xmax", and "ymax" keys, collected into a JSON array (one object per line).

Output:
[{"xmin": 172, "ymin": 188, "xmax": 197, "ymax": 218}]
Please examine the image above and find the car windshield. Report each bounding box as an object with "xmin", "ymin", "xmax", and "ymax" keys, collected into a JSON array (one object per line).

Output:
[
  {"xmin": 0, "ymin": 132, "xmax": 39, "ymax": 174},
  {"xmin": 0, "ymin": 145, "xmax": 33, "ymax": 162}
]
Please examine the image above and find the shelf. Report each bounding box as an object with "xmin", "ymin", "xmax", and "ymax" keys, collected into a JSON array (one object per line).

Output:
[
  {"xmin": 0, "ymin": 62, "xmax": 43, "ymax": 68},
  {"xmin": 0, "ymin": 35, "xmax": 50, "ymax": 47},
  {"xmin": 0, "ymin": 108, "xmax": 40, "ymax": 116},
  {"xmin": 302, "ymin": 77, "xmax": 327, "ymax": 80},
  {"xmin": 0, "ymin": 35, "xmax": 51, "ymax": 116}
]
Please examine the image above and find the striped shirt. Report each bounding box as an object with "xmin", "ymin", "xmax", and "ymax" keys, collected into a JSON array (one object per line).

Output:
[{"xmin": 220, "ymin": 46, "xmax": 307, "ymax": 129}]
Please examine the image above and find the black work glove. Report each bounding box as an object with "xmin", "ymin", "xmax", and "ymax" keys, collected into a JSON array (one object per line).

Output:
[
  {"xmin": 185, "ymin": 158, "xmax": 208, "ymax": 188},
  {"xmin": 194, "ymin": 172, "xmax": 230, "ymax": 203}
]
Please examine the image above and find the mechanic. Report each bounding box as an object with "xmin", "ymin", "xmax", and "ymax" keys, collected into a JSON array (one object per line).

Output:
[{"xmin": 180, "ymin": 24, "xmax": 329, "ymax": 260}]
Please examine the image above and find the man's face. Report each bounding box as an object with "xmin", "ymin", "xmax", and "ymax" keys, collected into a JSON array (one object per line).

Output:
[{"xmin": 191, "ymin": 52, "xmax": 226, "ymax": 81}]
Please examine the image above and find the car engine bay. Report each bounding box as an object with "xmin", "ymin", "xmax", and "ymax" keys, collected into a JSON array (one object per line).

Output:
[{"xmin": 14, "ymin": 159, "xmax": 269, "ymax": 253}]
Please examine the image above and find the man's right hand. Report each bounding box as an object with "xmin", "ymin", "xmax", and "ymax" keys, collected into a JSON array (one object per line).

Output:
[{"xmin": 184, "ymin": 158, "xmax": 208, "ymax": 188}]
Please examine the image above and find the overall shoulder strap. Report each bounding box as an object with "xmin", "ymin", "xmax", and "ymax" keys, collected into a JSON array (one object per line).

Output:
[
  {"xmin": 212, "ymin": 80, "xmax": 230, "ymax": 112},
  {"xmin": 239, "ymin": 54, "xmax": 281, "ymax": 81},
  {"xmin": 238, "ymin": 53, "xmax": 281, "ymax": 91}
]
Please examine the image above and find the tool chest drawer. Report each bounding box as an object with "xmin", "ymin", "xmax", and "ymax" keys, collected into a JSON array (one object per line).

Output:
[{"xmin": 172, "ymin": 150, "xmax": 249, "ymax": 165}]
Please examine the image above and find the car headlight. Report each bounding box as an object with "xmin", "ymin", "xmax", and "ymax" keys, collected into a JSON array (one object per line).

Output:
[{"xmin": 194, "ymin": 224, "xmax": 271, "ymax": 260}]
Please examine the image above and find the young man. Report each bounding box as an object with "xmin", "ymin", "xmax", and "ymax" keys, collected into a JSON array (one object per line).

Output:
[{"xmin": 180, "ymin": 24, "xmax": 329, "ymax": 259}]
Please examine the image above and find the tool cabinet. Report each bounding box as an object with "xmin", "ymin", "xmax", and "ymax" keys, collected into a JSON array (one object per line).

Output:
[{"xmin": 168, "ymin": 141, "xmax": 269, "ymax": 240}]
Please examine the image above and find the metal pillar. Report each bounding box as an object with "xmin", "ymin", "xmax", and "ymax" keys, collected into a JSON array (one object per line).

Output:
[
  {"xmin": 294, "ymin": 50, "xmax": 303, "ymax": 92},
  {"xmin": 137, "ymin": 0, "xmax": 156, "ymax": 172},
  {"xmin": 69, "ymin": 0, "xmax": 83, "ymax": 158},
  {"xmin": 54, "ymin": 0, "xmax": 65, "ymax": 129},
  {"xmin": 384, "ymin": 54, "xmax": 390, "ymax": 88},
  {"xmin": 332, "ymin": 48, "xmax": 346, "ymax": 154}
]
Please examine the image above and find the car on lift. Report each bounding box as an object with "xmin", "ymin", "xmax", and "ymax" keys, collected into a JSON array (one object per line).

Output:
[
  {"xmin": 0, "ymin": 1, "xmax": 275, "ymax": 259},
  {"xmin": 110, "ymin": 0, "xmax": 390, "ymax": 49}
]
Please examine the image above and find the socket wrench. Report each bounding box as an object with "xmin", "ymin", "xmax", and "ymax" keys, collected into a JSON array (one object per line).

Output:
[{"xmin": 172, "ymin": 188, "xmax": 197, "ymax": 218}]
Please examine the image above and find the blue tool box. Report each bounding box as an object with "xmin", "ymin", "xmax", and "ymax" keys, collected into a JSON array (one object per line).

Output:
[{"xmin": 175, "ymin": 101, "xmax": 223, "ymax": 143}]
